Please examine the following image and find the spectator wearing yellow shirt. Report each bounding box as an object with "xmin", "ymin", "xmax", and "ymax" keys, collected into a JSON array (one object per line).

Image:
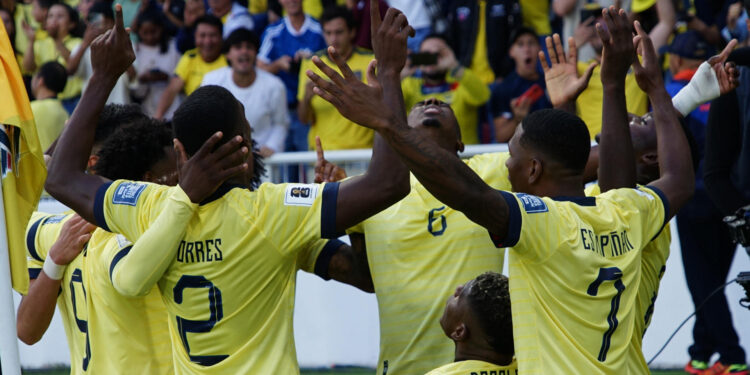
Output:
[
  {"xmin": 30, "ymin": 61, "xmax": 69, "ymax": 151},
  {"xmin": 0, "ymin": 7, "xmax": 24, "ymax": 73},
  {"xmin": 155, "ymin": 15, "xmax": 227, "ymax": 119},
  {"xmin": 519, "ymin": 0, "xmax": 551, "ymax": 37},
  {"xmin": 401, "ymin": 34, "xmax": 490, "ymax": 145},
  {"xmin": 22, "ymin": 3, "xmax": 83, "ymax": 113},
  {"xmin": 29, "ymin": 0, "xmax": 52, "ymax": 42},
  {"xmin": 298, "ymin": 6, "xmax": 374, "ymax": 150}
]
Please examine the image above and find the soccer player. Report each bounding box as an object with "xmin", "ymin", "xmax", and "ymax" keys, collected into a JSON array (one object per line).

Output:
[
  {"xmin": 45, "ymin": 5, "xmax": 412, "ymax": 374},
  {"xmin": 307, "ymin": 7, "xmax": 695, "ymax": 374},
  {"xmin": 426, "ymin": 272, "xmax": 516, "ymax": 375}
]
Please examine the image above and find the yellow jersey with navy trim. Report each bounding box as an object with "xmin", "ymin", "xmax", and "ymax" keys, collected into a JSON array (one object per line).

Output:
[
  {"xmin": 424, "ymin": 359, "xmax": 518, "ymax": 375},
  {"xmin": 82, "ymin": 229, "xmax": 173, "ymax": 374},
  {"xmin": 298, "ymin": 48, "xmax": 375, "ymax": 150},
  {"xmin": 491, "ymin": 186, "xmax": 668, "ymax": 374},
  {"xmin": 586, "ymin": 184, "xmax": 671, "ymax": 374},
  {"xmin": 349, "ymin": 152, "xmax": 512, "ymax": 375},
  {"xmin": 93, "ymin": 181, "xmax": 340, "ymax": 374},
  {"xmin": 174, "ymin": 49, "xmax": 228, "ymax": 95},
  {"xmin": 25, "ymin": 212, "xmax": 90, "ymax": 375}
]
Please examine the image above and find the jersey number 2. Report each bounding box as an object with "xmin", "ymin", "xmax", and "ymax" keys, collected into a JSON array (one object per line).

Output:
[
  {"xmin": 173, "ymin": 275, "xmax": 229, "ymax": 366},
  {"xmin": 587, "ymin": 267, "xmax": 625, "ymax": 362}
]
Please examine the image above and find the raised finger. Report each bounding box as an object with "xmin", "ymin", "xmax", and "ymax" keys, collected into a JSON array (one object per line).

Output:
[
  {"xmin": 315, "ymin": 136, "xmax": 325, "ymax": 162},
  {"xmin": 602, "ymin": 8, "xmax": 617, "ymax": 40},
  {"xmin": 553, "ymin": 33, "xmax": 566, "ymax": 64},
  {"xmin": 306, "ymin": 68, "xmax": 342, "ymax": 98},
  {"xmin": 370, "ymin": 0, "xmax": 382, "ymax": 35},
  {"xmin": 545, "ymin": 36, "xmax": 557, "ymax": 64},
  {"xmin": 311, "ymin": 55, "xmax": 347, "ymax": 87},
  {"xmin": 389, "ymin": 12, "xmax": 407, "ymax": 35},
  {"xmin": 709, "ymin": 39, "xmax": 738, "ymax": 65},
  {"xmin": 114, "ymin": 4, "xmax": 125, "ymax": 32},
  {"xmin": 313, "ymin": 86, "xmax": 344, "ymax": 109},
  {"xmin": 538, "ymin": 51, "xmax": 550, "ymax": 72},
  {"xmin": 328, "ymin": 46, "xmax": 357, "ymax": 82},
  {"xmin": 595, "ymin": 23, "xmax": 611, "ymax": 45},
  {"xmin": 382, "ymin": 8, "xmax": 398, "ymax": 32},
  {"xmin": 568, "ymin": 37, "xmax": 578, "ymax": 64}
]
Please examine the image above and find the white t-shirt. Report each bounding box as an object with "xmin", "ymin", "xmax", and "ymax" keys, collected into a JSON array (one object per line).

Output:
[
  {"xmin": 133, "ymin": 40, "xmax": 182, "ymax": 118},
  {"xmin": 386, "ymin": 0, "xmax": 430, "ymax": 29},
  {"xmin": 562, "ymin": 0, "xmax": 632, "ymax": 62},
  {"xmin": 201, "ymin": 67, "xmax": 289, "ymax": 152},
  {"xmin": 72, "ymin": 44, "xmax": 131, "ymax": 105}
]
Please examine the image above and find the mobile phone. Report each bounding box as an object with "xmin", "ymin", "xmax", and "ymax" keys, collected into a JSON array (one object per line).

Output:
[
  {"xmin": 580, "ymin": 7, "xmax": 603, "ymax": 22},
  {"xmin": 409, "ymin": 52, "xmax": 438, "ymax": 66},
  {"xmin": 518, "ymin": 84, "xmax": 544, "ymax": 105}
]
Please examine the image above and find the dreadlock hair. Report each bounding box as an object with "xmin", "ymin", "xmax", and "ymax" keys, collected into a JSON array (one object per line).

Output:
[
  {"xmin": 520, "ymin": 109, "xmax": 591, "ymax": 173},
  {"xmin": 466, "ymin": 271, "xmax": 514, "ymax": 356},
  {"xmin": 94, "ymin": 118, "xmax": 172, "ymax": 181},
  {"xmin": 249, "ymin": 139, "xmax": 265, "ymax": 190}
]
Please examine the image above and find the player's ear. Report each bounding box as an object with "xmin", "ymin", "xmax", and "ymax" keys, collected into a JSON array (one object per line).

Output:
[
  {"xmin": 450, "ymin": 323, "xmax": 468, "ymax": 342},
  {"xmin": 87, "ymin": 155, "xmax": 99, "ymax": 173},
  {"xmin": 528, "ymin": 158, "xmax": 542, "ymax": 185},
  {"xmin": 455, "ymin": 140, "xmax": 465, "ymax": 153}
]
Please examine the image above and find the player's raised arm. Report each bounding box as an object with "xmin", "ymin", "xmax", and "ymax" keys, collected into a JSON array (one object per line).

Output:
[
  {"xmin": 632, "ymin": 21, "xmax": 694, "ymax": 217},
  {"xmin": 596, "ymin": 6, "xmax": 637, "ymax": 192},
  {"xmin": 45, "ymin": 5, "xmax": 134, "ymax": 222}
]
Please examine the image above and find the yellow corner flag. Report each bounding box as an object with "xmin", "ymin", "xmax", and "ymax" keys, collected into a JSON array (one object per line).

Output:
[{"xmin": 0, "ymin": 21, "xmax": 47, "ymax": 294}]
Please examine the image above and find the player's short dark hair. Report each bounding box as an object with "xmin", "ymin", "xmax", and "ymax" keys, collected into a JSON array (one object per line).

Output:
[
  {"xmin": 35, "ymin": 0, "xmax": 58, "ymax": 10},
  {"xmin": 321, "ymin": 6, "xmax": 355, "ymax": 30},
  {"xmin": 194, "ymin": 14, "xmax": 223, "ymax": 35},
  {"xmin": 94, "ymin": 118, "xmax": 173, "ymax": 180},
  {"xmin": 223, "ymin": 27, "xmax": 260, "ymax": 54},
  {"xmin": 95, "ymin": 104, "xmax": 148, "ymax": 147},
  {"xmin": 520, "ymin": 109, "xmax": 591, "ymax": 173},
  {"xmin": 36, "ymin": 61, "xmax": 67, "ymax": 94},
  {"xmin": 88, "ymin": 1, "xmax": 113, "ymax": 20},
  {"xmin": 173, "ymin": 85, "xmax": 246, "ymax": 155},
  {"xmin": 467, "ymin": 272, "xmax": 514, "ymax": 356}
]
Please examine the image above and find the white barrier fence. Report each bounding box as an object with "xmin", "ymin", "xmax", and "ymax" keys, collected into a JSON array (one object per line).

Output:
[{"xmin": 14, "ymin": 146, "xmax": 750, "ymax": 369}]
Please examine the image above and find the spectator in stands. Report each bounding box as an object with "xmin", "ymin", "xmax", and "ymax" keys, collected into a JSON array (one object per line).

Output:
[
  {"xmin": 202, "ymin": 28, "xmax": 289, "ymax": 156},
  {"xmin": 207, "ymin": 0, "xmax": 255, "ymax": 37},
  {"xmin": 155, "ymin": 15, "xmax": 227, "ymax": 119},
  {"xmin": 679, "ymin": 0, "xmax": 739, "ymax": 46},
  {"xmin": 426, "ymin": 272, "xmax": 516, "ymax": 374},
  {"xmin": 298, "ymin": 6, "xmax": 374, "ymax": 150},
  {"xmin": 28, "ymin": 0, "xmax": 53, "ymax": 43},
  {"xmin": 346, "ymin": 0, "xmax": 387, "ymax": 50},
  {"xmin": 23, "ymin": 3, "xmax": 83, "ymax": 113},
  {"xmin": 258, "ymin": 0, "xmax": 325, "ymax": 154},
  {"xmin": 401, "ymin": 34, "xmax": 490, "ymax": 145},
  {"xmin": 444, "ymin": 0, "xmax": 522, "ymax": 84},
  {"xmin": 68, "ymin": 2, "xmax": 131, "ymax": 106},
  {"xmin": 76, "ymin": 0, "xmax": 95, "ymax": 22},
  {"xmin": 0, "ymin": 7, "xmax": 23, "ymax": 73},
  {"xmin": 30, "ymin": 61, "xmax": 68, "ymax": 151},
  {"xmin": 554, "ymin": 0, "xmax": 622, "ymax": 62},
  {"xmin": 519, "ymin": 0, "xmax": 551, "ymax": 40},
  {"xmin": 387, "ymin": 0, "xmax": 433, "ymax": 51},
  {"xmin": 132, "ymin": 8, "xmax": 182, "ymax": 117},
  {"xmin": 175, "ymin": 0, "xmax": 205, "ymax": 53},
  {"xmin": 723, "ymin": 1, "xmax": 748, "ymax": 45},
  {"xmin": 489, "ymin": 27, "xmax": 552, "ymax": 143}
]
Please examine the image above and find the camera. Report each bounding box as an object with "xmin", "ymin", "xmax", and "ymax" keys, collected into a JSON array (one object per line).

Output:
[{"xmin": 724, "ymin": 204, "xmax": 750, "ymax": 308}]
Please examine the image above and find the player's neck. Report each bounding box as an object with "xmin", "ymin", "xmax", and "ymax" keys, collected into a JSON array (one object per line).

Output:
[
  {"xmin": 537, "ymin": 176, "xmax": 586, "ymax": 198},
  {"xmin": 454, "ymin": 343, "xmax": 513, "ymax": 367}
]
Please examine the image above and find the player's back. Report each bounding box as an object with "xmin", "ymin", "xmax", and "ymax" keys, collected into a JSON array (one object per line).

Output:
[
  {"xmin": 497, "ymin": 186, "xmax": 668, "ymax": 374},
  {"xmin": 353, "ymin": 153, "xmax": 511, "ymax": 375},
  {"xmin": 83, "ymin": 229, "xmax": 173, "ymax": 374},
  {"xmin": 96, "ymin": 180, "xmax": 338, "ymax": 374},
  {"xmin": 25, "ymin": 212, "xmax": 89, "ymax": 375}
]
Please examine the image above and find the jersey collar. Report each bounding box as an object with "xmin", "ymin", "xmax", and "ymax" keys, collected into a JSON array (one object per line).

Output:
[{"xmin": 200, "ymin": 183, "xmax": 247, "ymax": 205}]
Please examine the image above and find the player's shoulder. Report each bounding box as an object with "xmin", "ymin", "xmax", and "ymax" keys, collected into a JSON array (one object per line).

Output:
[{"xmin": 597, "ymin": 185, "xmax": 665, "ymax": 206}]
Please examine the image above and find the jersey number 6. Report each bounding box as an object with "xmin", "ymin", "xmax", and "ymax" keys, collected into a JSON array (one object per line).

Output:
[
  {"xmin": 587, "ymin": 267, "xmax": 626, "ymax": 362},
  {"xmin": 174, "ymin": 275, "xmax": 229, "ymax": 366}
]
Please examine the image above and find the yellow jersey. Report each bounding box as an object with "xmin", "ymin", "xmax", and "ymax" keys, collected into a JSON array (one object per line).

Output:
[
  {"xmin": 576, "ymin": 62, "xmax": 648, "ymax": 138},
  {"xmin": 32, "ymin": 35, "xmax": 84, "ymax": 99},
  {"xmin": 31, "ymin": 98, "xmax": 68, "ymax": 151},
  {"xmin": 298, "ymin": 48, "xmax": 375, "ymax": 150},
  {"xmin": 469, "ymin": 1, "xmax": 494, "ymax": 84},
  {"xmin": 424, "ymin": 359, "xmax": 518, "ymax": 375},
  {"xmin": 82, "ymin": 229, "xmax": 173, "ymax": 374},
  {"xmin": 586, "ymin": 184, "xmax": 672, "ymax": 374},
  {"xmin": 401, "ymin": 68, "xmax": 490, "ymax": 145},
  {"xmin": 25, "ymin": 212, "xmax": 89, "ymax": 375},
  {"xmin": 94, "ymin": 181, "xmax": 339, "ymax": 374},
  {"xmin": 494, "ymin": 186, "xmax": 668, "ymax": 374},
  {"xmin": 349, "ymin": 152, "xmax": 511, "ymax": 375},
  {"xmin": 174, "ymin": 49, "xmax": 228, "ymax": 95}
]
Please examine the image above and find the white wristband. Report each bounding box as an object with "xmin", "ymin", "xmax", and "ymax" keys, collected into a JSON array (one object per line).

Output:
[
  {"xmin": 43, "ymin": 256, "xmax": 66, "ymax": 281},
  {"xmin": 672, "ymin": 61, "xmax": 721, "ymax": 117}
]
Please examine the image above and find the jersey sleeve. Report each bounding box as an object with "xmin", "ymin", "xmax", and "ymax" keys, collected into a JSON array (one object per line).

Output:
[
  {"xmin": 109, "ymin": 186, "xmax": 198, "ymax": 297},
  {"xmin": 93, "ymin": 180, "xmax": 172, "ymax": 241},
  {"xmin": 296, "ymin": 238, "xmax": 346, "ymax": 280},
  {"xmin": 25, "ymin": 213, "xmax": 72, "ymax": 281},
  {"xmin": 257, "ymin": 29, "xmax": 276, "ymax": 63},
  {"xmin": 603, "ymin": 186, "xmax": 669, "ymax": 243},
  {"xmin": 254, "ymin": 182, "xmax": 340, "ymax": 257}
]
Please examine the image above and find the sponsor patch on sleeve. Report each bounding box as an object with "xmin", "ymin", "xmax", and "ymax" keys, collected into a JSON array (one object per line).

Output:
[
  {"xmin": 284, "ymin": 184, "xmax": 318, "ymax": 207},
  {"xmin": 517, "ymin": 193, "xmax": 548, "ymax": 214},
  {"xmin": 115, "ymin": 234, "xmax": 132, "ymax": 249},
  {"xmin": 43, "ymin": 214, "xmax": 66, "ymax": 225},
  {"xmin": 112, "ymin": 182, "xmax": 147, "ymax": 206}
]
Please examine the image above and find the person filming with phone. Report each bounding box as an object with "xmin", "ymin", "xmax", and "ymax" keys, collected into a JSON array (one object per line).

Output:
[
  {"xmin": 489, "ymin": 27, "xmax": 552, "ymax": 142},
  {"xmin": 401, "ymin": 33, "xmax": 490, "ymax": 145}
]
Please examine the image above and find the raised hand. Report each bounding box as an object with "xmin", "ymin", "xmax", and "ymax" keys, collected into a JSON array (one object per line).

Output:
[
  {"xmin": 708, "ymin": 39, "xmax": 740, "ymax": 95},
  {"xmin": 631, "ymin": 21, "xmax": 665, "ymax": 95},
  {"xmin": 307, "ymin": 47, "xmax": 394, "ymax": 131},
  {"xmin": 175, "ymin": 132, "xmax": 249, "ymax": 203},
  {"xmin": 89, "ymin": 4, "xmax": 135, "ymax": 82},
  {"xmin": 314, "ymin": 136, "xmax": 347, "ymax": 183},
  {"xmin": 596, "ymin": 6, "xmax": 634, "ymax": 85},
  {"xmin": 48, "ymin": 215, "xmax": 95, "ymax": 265},
  {"xmin": 370, "ymin": 0, "xmax": 414, "ymax": 75},
  {"xmin": 539, "ymin": 34, "xmax": 596, "ymax": 107}
]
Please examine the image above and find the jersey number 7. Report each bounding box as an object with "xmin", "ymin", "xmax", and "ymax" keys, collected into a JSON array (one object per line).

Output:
[{"xmin": 587, "ymin": 267, "xmax": 625, "ymax": 362}]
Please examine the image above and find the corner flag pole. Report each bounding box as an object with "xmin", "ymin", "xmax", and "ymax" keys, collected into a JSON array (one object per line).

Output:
[{"xmin": 0, "ymin": 179, "xmax": 21, "ymax": 375}]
